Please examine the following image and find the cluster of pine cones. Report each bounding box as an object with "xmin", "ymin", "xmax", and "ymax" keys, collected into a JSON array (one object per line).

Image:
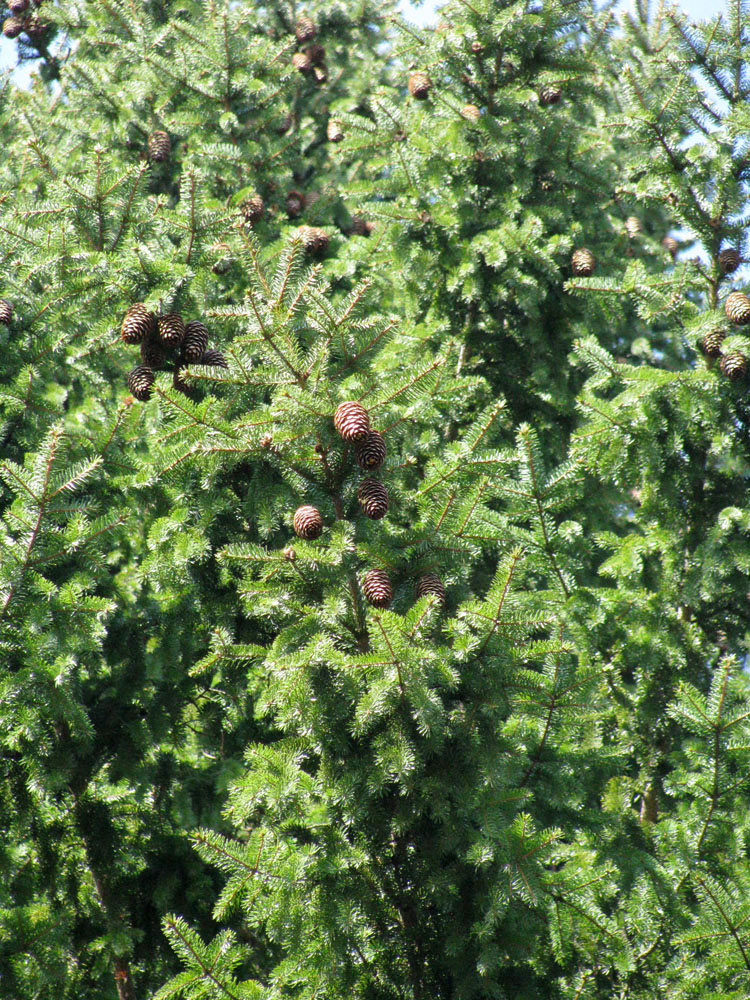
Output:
[
  {"xmin": 290, "ymin": 401, "xmax": 446, "ymax": 611},
  {"xmin": 121, "ymin": 304, "xmax": 227, "ymax": 402},
  {"xmin": 2, "ymin": 0, "xmax": 48, "ymax": 42},
  {"xmin": 699, "ymin": 282, "xmax": 750, "ymax": 381}
]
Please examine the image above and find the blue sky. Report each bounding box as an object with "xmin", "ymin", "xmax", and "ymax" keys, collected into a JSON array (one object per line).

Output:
[{"xmin": 0, "ymin": 0, "xmax": 733, "ymax": 78}]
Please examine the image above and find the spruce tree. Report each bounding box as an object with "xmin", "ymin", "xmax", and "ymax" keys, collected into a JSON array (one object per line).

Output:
[{"xmin": 4, "ymin": 1, "xmax": 750, "ymax": 999}]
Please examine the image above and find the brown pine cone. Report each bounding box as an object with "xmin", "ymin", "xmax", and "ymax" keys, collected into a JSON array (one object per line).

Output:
[
  {"xmin": 8, "ymin": 0, "xmax": 28, "ymax": 14},
  {"xmin": 306, "ymin": 43, "xmax": 325, "ymax": 65},
  {"xmin": 625, "ymin": 216, "xmax": 642, "ymax": 239},
  {"xmin": 661, "ymin": 236, "xmax": 679, "ymax": 258},
  {"xmin": 354, "ymin": 430, "xmax": 386, "ymax": 470},
  {"xmin": 571, "ymin": 248, "xmax": 595, "ymax": 277},
  {"xmin": 127, "ymin": 365, "xmax": 155, "ymax": 402},
  {"xmin": 148, "ymin": 130, "xmax": 171, "ymax": 163},
  {"xmin": 725, "ymin": 291, "xmax": 750, "ymax": 325},
  {"xmin": 140, "ymin": 336, "xmax": 166, "ymax": 368},
  {"xmin": 0, "ymin": 299, "xmax": 13, "ymax": 325},
  {"xmin": 415, "ymin": 573, "xmax": 446, "ymax": 605},
  {"xmin": 333, "ymin": 401, "xmax": 370, "ymax": 441},
  {"xmin": 121, "ymin": 303, "xmax": 156, "ymax": 344},
  {"xmin": 2, "ymin": 17, "xmax": 23, "ymax": 38},
  {"xmin": 362, "ymin": 569, "xmax": 393, "ymax": 609},
  {"xmin": 720, "ymin": 248, "xmax": 741, "ymax": 274},
  {"xmin": 292, "ymin": 51, "xmax": 312, "ymax": 73},
  {"xmin": 699, "ymin": 329, "xmax": 726, "ymax": 359},
  {"xmin": 312, "ymin": 64, "xmax": 328, "ymax": 84},
  {"xmin": 408, "ymin": 72, "xmax": 432, "ymax": 99},
  {"xmin": 158, "ymin": 313, "xmax": 185, "ymax": 348},
  {"xmin": 357, "ymin": 478, "xmax": 388, "ymax": 520},
  {"xmin": 539, "ymin": 85, "xmax": 562, "ymax": 106},
  {"xmin": 286, "ymin": 190, "xmax": 305, "ymax": 218},
  {"xmin": 327, "ymin": 119, "xmax": 344, "ymax": 143},
  {"xmin": 720, "ymin": 351, "xmax": 747, "ymax": 381},
  {"xmin": 298, "ymin": 226, "xmax": 329, "ymax": 255},
  {"xmin": 295, "ymin": 15, "xmax": 315, "ymax": 42},
  {"xmin": 242, "ymin": 194, "xmax": 265, "ymax": 225},
  {"xmin": 348, "ymin": 215, "xmax": 370, "ymax": 236},
  {"xmin": 460, "ymin": 104, "xmax": 481, "ymax": 122},
  {"xmin": 200, "ymin": 349, "xmax": 228, "ymax": 368},
  {"xmin": 293, "ymin": 505, "xmax": 323, "ymax": 540},
  {"xmin": 182, "ymin": 320, "xmax": 209, "ymax": 362}
]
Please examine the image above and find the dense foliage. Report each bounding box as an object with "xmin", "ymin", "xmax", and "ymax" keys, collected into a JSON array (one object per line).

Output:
[{"xmin": 2, "ymin": 1, "xmax": 750, "ymax": 998}]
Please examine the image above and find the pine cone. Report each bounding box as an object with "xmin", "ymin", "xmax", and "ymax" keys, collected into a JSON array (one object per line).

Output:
[
  {"xmin": 312, "ymin": 64, "xmax": 328, "ymax": 85},
  {"xmin": 699, "ymin": 329, "xmax": 726, "ymax": 358},
  {"xmin": 8, "ymin": 0, "xmax": 28, "ymax": 15},
  {"xmin": 293, "ymin": 505, "xmax": 323, "ymax": 540},
  {"xmin": 200, "ymin": 349, "xmax": 228, "ymax": 368},
  {"xmin": 140, "ymin": 336, "xmax": 166, "ymax": 368},
  {"xmin": 327, "ymin": 119, "xmax": 344, "ymax": 143},
  {"xmin": 24, "ymin": 18, "xmax": 46, "ymax": 42},
  {"xmin": 0, "ymin": 299, "xmax": 13, "ymax": 325},
  {"xmin": 348, "ymin": 215, "xmax": 370, "ymax": 236},
  {"xmin": 415, "ymin": 573, "xmax": 446, "ymax": 605},
  {"xmin": 2, "ymin": 17, "xmax": 23, "ymax": 38},
  {"xmin": 298, "ymin": 226, "xmax": 329, "ymax": 255},
  {"xmin": 720, "ymin": 351, "xmax": 747, "ymax": 381},
  {"xmin": 121, "ymin": 303, "xmax": 156, "ymax": 344},
  {"xmin": 127, "ymin": 365, "xmax": 155, "ymax": 402},
  {"xmin": 157, "ymin": 313, "xmax": 185, "ymax": 348},
  {"xmin": 362, "ymin": 569, "xmax": 393, "ymax": 609},
  {"xmin": 460, "ymin": 104, "xmax": 481, "ymax": 122},
  {"xmin": 334, "ymin": 401, "xmax": 370, "ymax": 441},
  {"xmin": 306, "ymin": 43, "xmax": 325, "ymax": 65},
  {"xmin": 571, "ymin": 248, "xmax": 595, "ymax": 277},
  {"xmin": 625, "ymin": 216, "xmax": 642, "ymax": 239},
  {"xmin": 471, "ymin": 40, "xmax": 484, "ymax": 55},
  {"xmin": 539, "ymin": 85, "xmax": 562, "ymax": 106},
  {"xmin": 148, "ymin": 130, "xmax": 171, "ymax": 163},
  {"xmin": 292, "ymin": 51, "xmax": 312, "ymax": 73},
  {"xmin": 182, "ymin": 320, "xmax": 209, "ymax": 362},
  {"xmin": 720, "ymin": 248, "xmax": 741, "ymax": 274},
  {"xmin": 408, "ymin": 72, "xmax": 432, "ymax": 100},
  {"xmin": 295, "ymin": 15, "xmax": 315, "ymax": 42},
  {"xmin": 725, "ymin": 291, "xmax": 750, "ymax": 325},
  {"xmin": 354, "ymin": 430, "xmax": 386, "ymax": 470},
  {"xmin": 286, "ymin": 190, "xmax": 305, "ymax": 218},
  {"xmin": 242, "ymin": 194, "xmax": 265, "ymax": 225},
  {"xmin": 357, "ymin": 478, "xmax": 388, "ymax": 520},
  {"xmin": 661, "ymin": 236, "xmax": 679, "ymax": 258}
]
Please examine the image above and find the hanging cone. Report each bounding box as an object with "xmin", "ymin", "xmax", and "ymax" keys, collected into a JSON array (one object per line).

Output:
[
  {"xmin": 415, "ymin": 573, "xmax": 446, "ymax": 605},
  {"xmin": 157, "ymin": 313, "xmax": 185, "ymax": 348},
  {"xmin": 357, "ymin": 478, "xmax": 388, "ymax": 520},
  {"xmin": 725, "ymin": 292, "xmax": 750, "ymax": 325},
  {"xmin": 148, "ymin": 130, "xmax": 171, "ymax": 163},
  {"xmin": 182, "ymin": 320, "xmax": 209, "ymax": 362},
  {"xmin": 354, "ymin": 430, "xmax": 386, "ymax": 470},
  {"xmin": 408, "ymin": 72, "xmax": 432, "ymax": 99},
  {"xmin": 121, "ymin": 303, "xmax": 156, "ymax": 345},
  {"xmin": 293, "ymin": 505, "xmax": 323, "ymax": 539},
  {"xmin": 362, "ymin": 569, "xmax": 393, "ymax": 609},
  {"xmin": 334, "ymin": 401, "xmax": 370, "ymax": 441},
  {"xmin": 127, "ymin": 365, "xmax": 155, "ymax": 402},
  {"xmin": 571, "ymin": 248, "xmax": 595, "ymax": 277}
]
